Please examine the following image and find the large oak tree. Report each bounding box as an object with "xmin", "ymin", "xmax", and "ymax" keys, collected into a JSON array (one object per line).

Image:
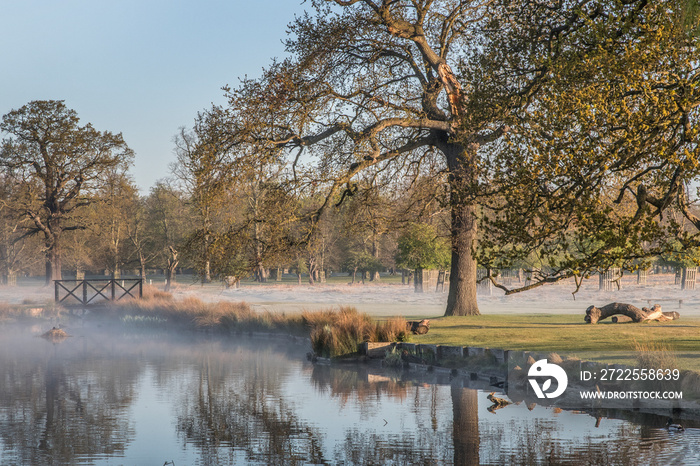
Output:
[
  {"xmin": 204, "ymin": 0, "xmax": 698, "ymax": 315},
  {"xmin": 0, "ymin": 100, "xmax": 133, "ymax": 283}
]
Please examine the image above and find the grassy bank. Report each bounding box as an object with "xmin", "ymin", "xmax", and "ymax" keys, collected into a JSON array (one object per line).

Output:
[
  {"xmin": 102, "ymin": 295, "xmax": 700, "ymax": 369},
  {"xmin": 412, "ymin": 314, "xmax": 700, "ymax": 371}
]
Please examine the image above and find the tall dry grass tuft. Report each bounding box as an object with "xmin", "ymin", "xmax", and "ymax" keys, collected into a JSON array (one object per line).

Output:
[
  {"xmin": 633, "ymin": 339, "xmax": 678, "ymax": 370},
  {"xmin": 141, "ymin": 285, "xmax": 173, "ymax": 302},
  {"xmin": 0, "ymin": 302, "xmax": 10, "ymax": 320},
  {"xmin": 0, "ymin": 302, "xmax": 61, "ymax": 321},
  {"xmin": 109, "ymin": 296, "xmax": 407, "ymax": 356},
  {"xmin": 373, "ymin": 317, "xmax": 410, "ymax": 343},
  {"xmin": 306, "ymin": 307, "xmax": 409, "ymax": 358}
]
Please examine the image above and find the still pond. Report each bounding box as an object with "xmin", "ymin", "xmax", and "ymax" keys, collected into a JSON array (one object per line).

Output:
[{"xmin": 0, "ymin": 323, "xmax": 698, "ymax": 465}]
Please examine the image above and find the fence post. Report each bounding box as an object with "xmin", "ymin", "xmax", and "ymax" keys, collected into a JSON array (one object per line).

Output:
[
  {"xmin": 55, "ymin": 281, "xmax": 59, "ymax": 302},
  {"xmin": 83, "ymin": 280, "xmax": 88, "ymax": 305},
  {"xmin": 111, "ymin": 279, "xmax": 116, "ymax": 300},
  {"xmin": 681, "ymin": 267, "xmax": 697, "ymax": 290},
  {"xmin": 637, "ymin": 269, "xmax": 647, "ymax": 286},
  {"xmin": 139, "ymin": 279, "xmax": 143, "ymax": 299}
]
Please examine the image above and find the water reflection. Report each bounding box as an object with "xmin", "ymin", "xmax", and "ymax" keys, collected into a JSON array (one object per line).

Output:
[
  {"xmin": 0, "ymin": 328, "xmax": 138, "ymax": 465},
  {"xmin": 0, "ymin": 324, "xmax": 698, "ymax": 465},
  {"xmin": 452, "ymin": 385, "xmax": 479, "ymax": 465},
  {"xmin": 173, "ymin": 346, "xmax": 326, "ymax": 465}
]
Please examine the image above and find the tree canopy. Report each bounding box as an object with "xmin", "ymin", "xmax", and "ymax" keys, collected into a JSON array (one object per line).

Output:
[{"xmin": 476, "ymin": 0, "xmax": 700, "ymax": 293}]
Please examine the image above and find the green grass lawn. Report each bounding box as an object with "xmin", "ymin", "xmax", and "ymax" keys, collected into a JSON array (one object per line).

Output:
[{"xmin": 411, "ymin": 314, "xmax": 700, "ymax": 370}]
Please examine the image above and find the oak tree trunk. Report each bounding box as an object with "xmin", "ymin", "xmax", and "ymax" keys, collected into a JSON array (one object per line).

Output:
[
  {"xmin": 371, "ymin": 237, "xmax": 380, "ymax": 281},
  {"xmin": 165, "ymin": 246, "xmax": 178, "ymax": 292},
  {"xmin": 308, "ymin": 257, "xmax": 317, "ymax": 285},
  {"xmin": 202, "ymin": 229, "xmax": 211, "ymax": 283},
  {"xmin": 441, "ymin": 138, "xmax": 479, "ymax": 316},
  {"xmin": 45, "ymin": 232, "xmax": 62, "ymax": 284},
  {"xmin": 138, "ymin": 250, "xmax": 147, "ymax": 280},
  {"xmin": 203, "ymin": 260, "xmax": 211, "ymax": 283}
]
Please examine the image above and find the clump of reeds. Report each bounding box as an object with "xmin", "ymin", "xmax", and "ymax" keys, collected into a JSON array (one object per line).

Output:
[
  {"xmin": 120, "ymin": 315, "xmax": 168, "ymax": 327},
  {"xmin": 374, "ymin": 317, "xmax": 410, "ymax": 343},
  {"xmin": 110, "ymin": 294, "xmax": 308, "ymax": 334},
  {"xmin": 305, "ymin": 306, "xmax": 409, "ymax": 358},
  {"xmin": 0, "ymin": 302, "xmax": 11, "ymax": 320},
  {"xmin": 0, "ymin": 302, "xmax": 60, "ymax": 321},
  {"xmin": 383, "ymin": 346, "xmax": 404, "ymax": 368},
  {"xmin": 307, "ymin": 307, "xmax": 372, "ymax": 357},
  {"xmin": 547, "ymin": 352, "xmax": 564, "ymax": 365}
]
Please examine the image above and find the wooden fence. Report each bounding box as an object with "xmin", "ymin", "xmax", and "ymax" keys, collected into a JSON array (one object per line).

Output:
[{"xmin": 54, "ymin": 279, "xmax": 143, "ymax": 306}]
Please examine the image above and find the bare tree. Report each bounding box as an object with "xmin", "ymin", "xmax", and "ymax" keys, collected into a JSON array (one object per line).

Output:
[
  {"xmin": 146, "ymin": 181, "xmax": 190, "ymax": 291},
  {"xmin": 172, "ymin": 126, "xmax": 232, "ymax": 283}
]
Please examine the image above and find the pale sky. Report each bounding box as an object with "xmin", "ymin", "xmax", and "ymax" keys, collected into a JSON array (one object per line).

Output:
[{"xmin": 0, "ymin": 0, "xmax": 309, "ymax": 192}]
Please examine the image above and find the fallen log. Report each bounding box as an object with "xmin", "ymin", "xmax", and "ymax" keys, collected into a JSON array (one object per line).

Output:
[
  {"xmin": 585, "ymin": 303, "xmax": 680, "ymax": 324},
  {"xmin": 585, "ymin": 303, "xmax": 647, "ymax": 324}
]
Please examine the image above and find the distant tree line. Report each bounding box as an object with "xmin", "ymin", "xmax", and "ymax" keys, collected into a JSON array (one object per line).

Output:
[{"xmin": 0, "ymin": 100, "xmax": 455, "ymax": 289}]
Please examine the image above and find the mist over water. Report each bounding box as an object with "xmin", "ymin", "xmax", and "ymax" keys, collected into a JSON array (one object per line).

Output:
[{"xmin": 0, "ymin": 323, "xmax": 697, "ymax": 465}]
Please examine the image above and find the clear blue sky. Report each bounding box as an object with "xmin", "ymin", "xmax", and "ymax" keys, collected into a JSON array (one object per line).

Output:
[{"xmin": 0, "ymin": 0, "xmax": 309, "ymax": 192}]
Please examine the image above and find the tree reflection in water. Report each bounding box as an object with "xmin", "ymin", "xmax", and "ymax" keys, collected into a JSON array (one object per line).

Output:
[
  {"xmin": 310, "ymin": 364, "xmax": 458, "ymax": 464},
  {"xmin": 451, "ymin": 383, "xmax": 480, "ymax": 465},
  {"xmin": 172, "ymin": 346, "xmax": 326, "ymax": 464},
  {"xmin": 0, "ymin": 329, "xmax": 138, "ymax": 465}
]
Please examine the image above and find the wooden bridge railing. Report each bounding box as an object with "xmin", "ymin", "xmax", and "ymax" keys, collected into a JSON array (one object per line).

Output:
[{"xmin": 54, "ymin": 279, "xmax": 143, "ymax": 305}]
